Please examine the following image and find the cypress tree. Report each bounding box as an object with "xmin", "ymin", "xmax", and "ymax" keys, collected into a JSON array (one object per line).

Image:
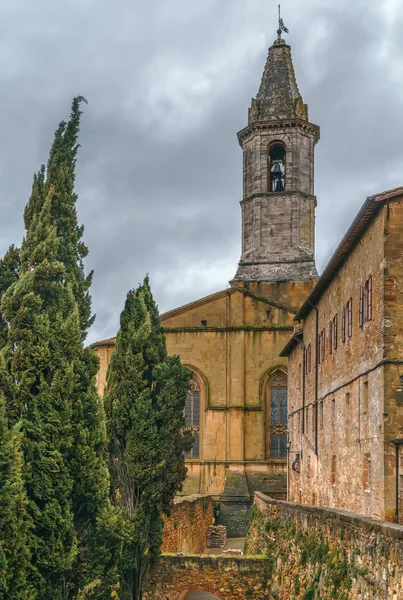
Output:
[
  {"xmin": 0, "ymin": 98, "xmax": 110, "ymax": 598},
  {"xmin": 0, "ymin": 394, "xmax": 32, "ymax": 599},
  {"xmin": 0, "ymin": 245, "xmax": 20, "ymax": 349},
  {"xmin": 104, "ymin": 278, "xmax": 193, "ymax": 600}
]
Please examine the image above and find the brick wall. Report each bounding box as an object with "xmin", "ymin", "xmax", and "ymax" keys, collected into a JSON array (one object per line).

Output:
[
  {"xmin": 287, "ymin": 206, "xmax": 391, "ymax": 518},
  {"xmin": 161, "ymin": 496, "xmax": 214, "ymax": 555},
  {"xmin": 246, "ymin": 492, "xmax": 403, "ymax": 600}
]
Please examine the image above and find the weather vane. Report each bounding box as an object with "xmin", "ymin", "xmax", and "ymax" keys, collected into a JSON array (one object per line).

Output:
[{"xmin": 278, "ymin": 5, "xmax": 289, "ymax": 35}]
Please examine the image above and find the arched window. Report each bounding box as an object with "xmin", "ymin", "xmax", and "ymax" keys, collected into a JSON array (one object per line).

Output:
[
  {"xmin": 269, "ymin": 372, "xmax": 288, "ymax": 458},
  {"xmin": 184, "ymin": 379, "xmax": 200, "ymax": 459},
  {"xmin": 268, "ymin": 143, "xmax": 286, "ymax": 192}
]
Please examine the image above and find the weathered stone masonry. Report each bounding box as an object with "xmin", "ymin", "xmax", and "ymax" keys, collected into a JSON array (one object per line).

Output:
[
  {"xmin": 161, "ymin": 496, "xmax": 214, "ymax": 555},
  {"xmin": 247, "ymin": 492, "xmax": 403, "ymax": 600},
  {"xmin": 143, "ymin": 555, "xmax": 274, "ymax": 600}
]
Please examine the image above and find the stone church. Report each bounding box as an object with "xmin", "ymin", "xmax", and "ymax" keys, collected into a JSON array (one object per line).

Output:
[{"xmin": 94, "ymin": 28, "xmax": 321, "ymax": 534}]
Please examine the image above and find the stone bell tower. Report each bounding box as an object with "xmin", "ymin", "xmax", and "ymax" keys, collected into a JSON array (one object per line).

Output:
[{"xmin": 233, "ymin": 29, "xmax": 320, "ymax": 282}]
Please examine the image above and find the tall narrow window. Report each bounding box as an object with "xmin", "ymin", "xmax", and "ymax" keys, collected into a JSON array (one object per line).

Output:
[
  {"xmin": 329, "ymin": 321, "xmax": 333, "ymax": 355},
  {"xmin": 359, "ymin": 285, "xmax": 364, "ymax": 327},
  {"xmin": 363, "ymin": 454, "xmax": 371, "ymax": 490},
  {"xmin": 268, "ymin": 144, "xmax": 286, "ymax": 192},
  {"xmin": 184, "ymin": 379, "xmax": 200, "ymax": 459},
  {"xmin": 362, "ymin": 380, "xmax": 369, "ymax": 414},
  {"xmin": 367, "ymin": 276, "xmax": 372, "ymax": 321},
  {"xmin": 333, "ymin": 314, "xmax": 338, "ymax": 350},
  {"xmin": 342, "ymin": 306, "xmax": 346, "ymax": 342},
  {"xmin": 347, "ymin": 298, "xmax": 353, "ymax": 337},
  {"xmin": 307, "ymin": 343, "xmax": 312, "ymax": 373},
  {"xmin": 269, "ymin": 372, "xmax": 288, "ymax": 459},
  {"xmin": 331, "ymin": 455, "xmax": 337, "ymax": 485}
]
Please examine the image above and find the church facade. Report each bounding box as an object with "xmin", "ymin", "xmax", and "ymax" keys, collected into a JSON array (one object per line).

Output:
[{"xmin": 94, "ymin": 29, "xmax": 321, "ymax": 534}]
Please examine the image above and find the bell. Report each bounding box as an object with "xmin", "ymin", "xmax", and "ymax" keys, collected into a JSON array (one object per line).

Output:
[{"xmin": 271, "ymin": 161, "xmax": 283, "ymax": 174}]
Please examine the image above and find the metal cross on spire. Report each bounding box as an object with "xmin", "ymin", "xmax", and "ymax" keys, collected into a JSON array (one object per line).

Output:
[{"xmin": 278, "ymin": 4, "xmax": 289, "ymax": 35}]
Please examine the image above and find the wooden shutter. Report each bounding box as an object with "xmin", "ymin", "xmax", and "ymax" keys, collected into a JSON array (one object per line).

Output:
[
  {"xmin": 359, "ymin": 285, "xmax": 364, "ymax": 327},
  {"xmin": 367, "ymin": 276, "xmax": 372, "ymax": 321},
  {"xmin": 308, "ymin": 343, "xmax": 311, "ymax": 372},
  {"xmin": 334, "ymin": 314, "xmax": 338, "ymax": 350},
  {"xmin": 329, "ymin": 321, "xmax": 333, "ymax": 354},
  {"xmin": 342, "ymin": 306, "xmax": 346, "ymax": 342},
  {"xmin": 348, "ymin": 298, "xmax": 353, "ymax": 337}
]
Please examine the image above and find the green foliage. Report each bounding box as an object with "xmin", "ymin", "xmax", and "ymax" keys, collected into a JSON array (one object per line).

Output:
[
  {"xmin": 0, "ymin": 395, "xmax": 33, "ymax": 599},
  {"xmin": 0, "ymin": 245, "xmax": 19, "ymax": 349},
  {"xmin": 0, "ymin": 97, "xmax": 111, "ymax": 598},
  {"xmin": 104, "ymin": 279, "xmax": 193, "ymax": 600},
  {"xmin": 302, "ymin": 586, "xmax": 315, "ymax": 600}
]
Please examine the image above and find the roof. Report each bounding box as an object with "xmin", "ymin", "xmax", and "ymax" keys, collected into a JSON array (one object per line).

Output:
[
  {"xmin": 280, "ymin": 186, "xmax": 403, "ymax": 357},
  {"xmin": 91, "ymin": 336, "xmax": 116, "ymax": 348},
  {"xmin": 92, "ymin": 285, "xmax": 300, "ymax": 349},
  {"xmin": 251, "ymin": 34, "xmax": 308, "ymax": 123}
]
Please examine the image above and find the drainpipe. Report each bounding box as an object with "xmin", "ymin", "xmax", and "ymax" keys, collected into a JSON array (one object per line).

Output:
[
  {"xmin": 308, "ymin": 300, "xmax": 319, "ymax": 455},
  {"xmin": 391, "ymin": 440, "xmax": 403, "ymax": 524}
]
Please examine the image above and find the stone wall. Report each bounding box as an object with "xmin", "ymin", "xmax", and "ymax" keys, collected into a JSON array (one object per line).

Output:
[
  {"xmin": 287, "ymin": 204, "xmax": 393, "ymax": 519},
  {"xmin": 246, "ymin": 492, "xmax": 403, "ymax": 600},
  {"xmin": 161, "ymin": 496, "xmax": 214, "ymax": 555},
  {"xmin": 143, "ymin": 555, "xmax": 274, "ymax": 600}
]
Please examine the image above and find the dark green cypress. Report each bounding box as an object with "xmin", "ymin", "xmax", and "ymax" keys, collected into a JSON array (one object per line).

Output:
[
  {"xmin": 0, "ymin": 245, "xmax": 20, "ymax": 349},
  {"xmin": 0, "ymin": 394, "xmax": 33, "ymax": 599},
  {"xmin": 0, "ymin": 98, "xmax": 110, "ymax": 598},
  {"xmin": 104, "ymin": 277, "xmax": 193, "ymax": 600}
]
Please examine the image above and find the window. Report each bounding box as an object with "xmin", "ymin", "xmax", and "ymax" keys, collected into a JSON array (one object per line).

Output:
[
  {"xmin": 331, "ymin": 398, "xmax": 336, "ymax": 431},
  {"xmin": 305, "ymin": 406, "xmax": 309, "ymax": 433},
  {"xmin": 363, "ymin": 454, "xmax": 371, "ymax": 490},
  {"xmin": 201, "ymin": 320, "xmax": 207, "ymax": 327},
  {"xmin": 360, "ymin": 277, "xmax": 372, "ymax": 326},
  {"xmin": 269, "ymin": 372, "xmax": 288, "ymax": 459},
  {"xmin": 307, "ymin": 343, "xmax": 312, "ymax": 373},
  {"xmin": 362, "ymin": 380, "xmax": 369, "ymax": 414},
  {"xmin": 345, "ymin": 393, "xmax": 350, "ymax": 425},
  {"xmin": 347, "ymin": 298, "xmax": 353, "ymax": 337},
  {"xmin": 329, "ymin": 321, "xmax": 333, "ymax": 355},
  {"xmin": 317, "ymin": 329, "xmax": 326, "ymax": 364},
  {"xmin": 319, "ymin": 401, "xmax": 324, "ymax": 429},
  {"xmin": 184, "ymin": 379, "xmax": 201, "ymax": 459},
  {"xmin": 268, "ymin": 143, "xmax": 286, "ymax": 192},
  {"xmin": 367, "ymin": 276, "xmax": 372, "ymax": 321},
  {"xmin": 333, "ymin": 314, "xmax": 338, "ymax": 350},
  {"xmin": 298, "ymin": 364, "xmax": 302, "ymax": 389},
  {"xmin": 342, "ymin": 306, "xmax": 346, "ymax": 342},
  {"xmin": 331, "ymin": 455, "xmax": 337, "ymax": 485}
]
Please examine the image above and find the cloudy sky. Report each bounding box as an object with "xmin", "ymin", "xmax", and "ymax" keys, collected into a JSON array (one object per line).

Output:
[{"xmin": 0, "ymin": 0, "xmax": 402, "ymax": 343}]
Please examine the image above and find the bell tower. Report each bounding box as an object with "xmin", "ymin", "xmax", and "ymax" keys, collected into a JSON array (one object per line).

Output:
[{"xmin": 233, "ymin": 29, "xmax": 320, "ymax": 282}]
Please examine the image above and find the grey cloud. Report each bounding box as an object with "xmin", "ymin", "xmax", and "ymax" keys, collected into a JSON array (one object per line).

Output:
[{"xmin": 0, "ymin": 0, "xmax": 402, "ymax": 343}]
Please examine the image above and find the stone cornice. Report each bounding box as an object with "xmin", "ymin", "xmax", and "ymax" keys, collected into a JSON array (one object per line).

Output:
[
  {"xmin": 237, "ymin": 118, "xmax": 320, "ymax": 146},
  {"xmin": 164, "ymin": 325, "xmax": 293, "ymax": 333},
  {"xmin": 240, "ymin": 191, "xmax": 317, "ymax": 206}
]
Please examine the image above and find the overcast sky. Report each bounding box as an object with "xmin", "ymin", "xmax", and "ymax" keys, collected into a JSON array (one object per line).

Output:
[{"xmin": 0, "ymin": 0, "xmax": 402, "ymax": 343}]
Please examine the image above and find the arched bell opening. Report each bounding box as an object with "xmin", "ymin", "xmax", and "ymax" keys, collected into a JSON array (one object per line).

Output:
[{"xmin": 268, "ymin": 143, "xmax": 286, "ymax": 192}]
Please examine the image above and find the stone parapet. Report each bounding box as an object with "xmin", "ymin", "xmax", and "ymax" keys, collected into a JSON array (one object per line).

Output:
[{"xmin": 247, "ymin": 492, "xmax": 403, "ymax": 599}]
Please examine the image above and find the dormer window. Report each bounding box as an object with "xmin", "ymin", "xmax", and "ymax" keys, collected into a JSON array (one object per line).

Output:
[{"xmin": 268, "ymin": 143, "xmax": 286, "ymax": 192}]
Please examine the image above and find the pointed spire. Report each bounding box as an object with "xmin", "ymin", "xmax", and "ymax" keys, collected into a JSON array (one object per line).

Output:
[{"xmin": 248, "ymin": 35, "xmax": 308, "ymax": 124}]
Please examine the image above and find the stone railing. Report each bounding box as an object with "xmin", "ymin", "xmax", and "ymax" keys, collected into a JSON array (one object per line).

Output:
[{"xmin": 246, "ymin": 492, "xmax": 403, "ymax": 600}]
